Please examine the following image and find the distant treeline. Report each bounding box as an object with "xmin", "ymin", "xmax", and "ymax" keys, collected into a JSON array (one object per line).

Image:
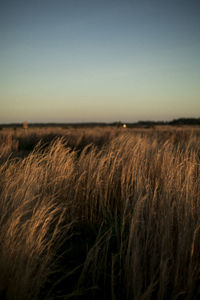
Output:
[
  {"xmin": 1, "ymin": 118, "xmax": 200, "ymax": 128},
  {"xmin": 133, "ymin": 118, "xmax": 200, "ymax": 127}
]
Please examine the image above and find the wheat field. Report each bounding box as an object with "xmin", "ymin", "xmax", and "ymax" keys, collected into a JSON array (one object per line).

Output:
[{"xmin": 0, "ymin": 126, "xmax": 200, "ymax": 299}]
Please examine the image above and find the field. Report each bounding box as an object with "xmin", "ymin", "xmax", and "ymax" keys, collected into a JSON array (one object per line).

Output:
[{"xmin": 0, "ymin": 126, "xmax": 200, "ymax": 299}]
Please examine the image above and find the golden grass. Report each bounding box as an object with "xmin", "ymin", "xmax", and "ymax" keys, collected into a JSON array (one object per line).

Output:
[{"xmin": 0, "ymin": 126, "xmax": 200, "ymax": 299}]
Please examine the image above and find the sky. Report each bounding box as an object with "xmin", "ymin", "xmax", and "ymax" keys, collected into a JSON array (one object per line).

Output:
[{"xmin": 0, "ymin": 0, "xmax": 200, "ymax": 123}]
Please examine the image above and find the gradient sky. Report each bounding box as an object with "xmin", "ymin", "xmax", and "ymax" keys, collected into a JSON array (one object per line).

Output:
[{"xmin": 0, "ymin": 0, "xmax": 200, "ymax": 123}]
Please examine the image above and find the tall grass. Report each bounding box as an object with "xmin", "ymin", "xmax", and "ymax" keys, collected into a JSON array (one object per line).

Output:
[{"xmin": 0, "ymin": 127, "xmax": 200, "ymax": 299}]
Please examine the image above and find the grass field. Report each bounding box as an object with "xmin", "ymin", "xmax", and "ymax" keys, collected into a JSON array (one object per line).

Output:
[{"xmin": 0, "ymin": 126, "xmax": 200, "ymax": 299}]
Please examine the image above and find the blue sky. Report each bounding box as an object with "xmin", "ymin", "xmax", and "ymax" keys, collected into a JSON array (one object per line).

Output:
[{"xmin": 0, "ymin": 0, "xmax": 200, "ymax": 123}]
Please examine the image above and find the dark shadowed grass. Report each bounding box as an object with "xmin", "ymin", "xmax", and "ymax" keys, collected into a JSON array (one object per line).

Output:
[{"xmin": 0, "ymin": 127, "xmax": 200, "ymax": 299}]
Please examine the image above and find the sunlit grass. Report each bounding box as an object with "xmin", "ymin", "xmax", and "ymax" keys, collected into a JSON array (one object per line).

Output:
[{"xmin": 0, "ymin": 126, "xmax": 200, "ymax": 299}]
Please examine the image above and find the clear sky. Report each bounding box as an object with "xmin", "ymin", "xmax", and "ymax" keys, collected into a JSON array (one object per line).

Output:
[{"xmin": 0, "ymin": 0, "xmax": 200, "ymax": 123}]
